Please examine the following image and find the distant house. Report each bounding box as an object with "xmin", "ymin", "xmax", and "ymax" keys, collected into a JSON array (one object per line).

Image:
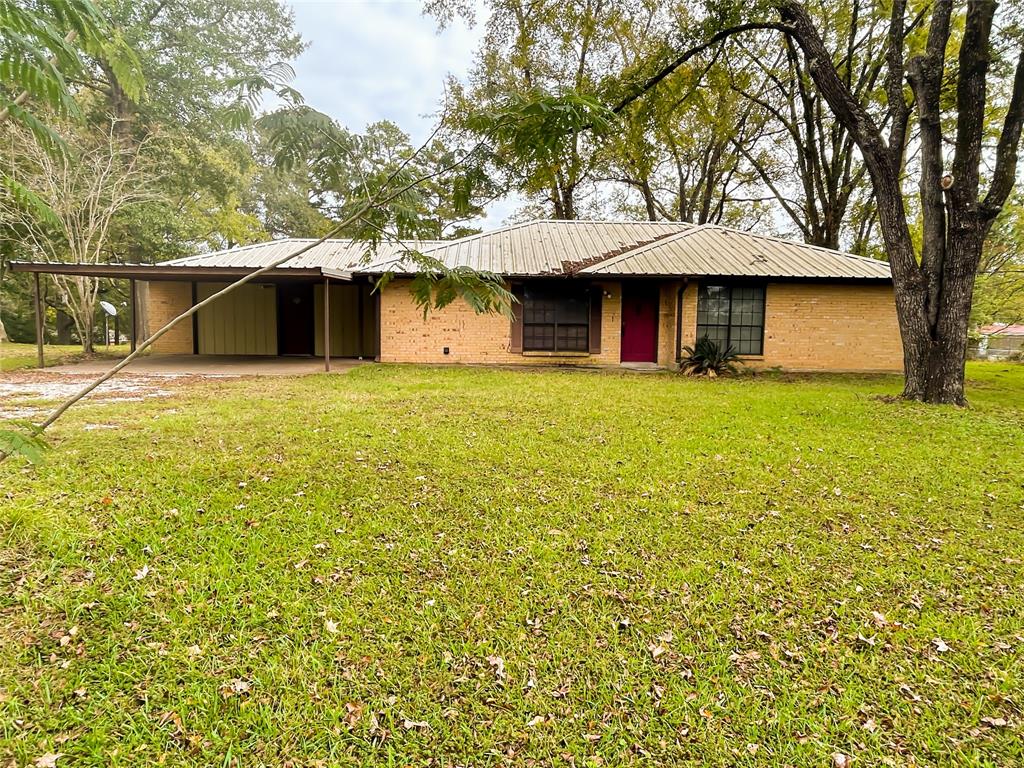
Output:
[
  {"xmin": 975, "ymin": 323, "xmax": 1024, "ymax": 359},
  {"xmin": 13, "ymin": 220, "xmax": 904, "ymax": 372}
]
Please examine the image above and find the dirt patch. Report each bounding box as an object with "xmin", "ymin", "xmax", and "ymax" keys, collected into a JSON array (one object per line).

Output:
[{"xmin": 0, "ymin": 372, "xmax": 185, "ymax": 419}]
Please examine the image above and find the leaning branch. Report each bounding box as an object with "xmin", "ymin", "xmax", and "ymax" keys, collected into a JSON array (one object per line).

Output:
[{"xmin": 610, "ymin": 21, "xmax": 793, "ymax": 115}]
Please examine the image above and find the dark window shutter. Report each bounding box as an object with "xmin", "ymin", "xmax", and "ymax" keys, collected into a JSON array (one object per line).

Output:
[
  {"xmin": 510, "ymin": 284, "xmax": 525, "ymax": 353},
  {"xmin": 589, "ymin": 285, "xmax": 602, "ymax": 354}
]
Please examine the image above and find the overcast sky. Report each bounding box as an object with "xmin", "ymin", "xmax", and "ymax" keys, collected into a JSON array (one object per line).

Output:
[{"xmin": 287, "ymin": 1, "xmax": 522, "ymax": 229}]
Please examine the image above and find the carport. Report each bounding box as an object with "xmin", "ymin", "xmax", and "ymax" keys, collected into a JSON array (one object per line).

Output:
[{"xmin": 9, "ymin": 260, "xmax": 379, "ymax": 372}]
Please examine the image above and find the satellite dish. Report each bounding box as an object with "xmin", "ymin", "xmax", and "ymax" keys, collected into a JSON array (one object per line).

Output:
[{"xmin": 100, "ymin": 300, "xmax": 118, "ymax": 316}]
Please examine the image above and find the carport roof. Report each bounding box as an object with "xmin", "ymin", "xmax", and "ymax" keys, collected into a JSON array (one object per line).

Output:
[{"xmin": 162, "ymin": 238, "xmax": 445, "ymax": 271}]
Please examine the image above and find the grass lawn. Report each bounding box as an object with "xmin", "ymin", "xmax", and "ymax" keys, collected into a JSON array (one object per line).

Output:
[
  {"xmin": 0, "ymin": 343, "xmax": 131, "ymax": 373},
  {"xmin": 1, "ymin": 362, "xmax": 1022, "ymax": 767}
]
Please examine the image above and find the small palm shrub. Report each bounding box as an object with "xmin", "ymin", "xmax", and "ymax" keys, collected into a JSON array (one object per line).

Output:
[{"xmin": 679, "ymin": 336, "xmax": 742, "ymax": 377}]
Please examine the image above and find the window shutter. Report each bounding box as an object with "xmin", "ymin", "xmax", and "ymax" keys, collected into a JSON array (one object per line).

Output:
[
  {"xmin": 510, "ymin": 284, "xmax": 525, "ymax": 353},
  {"xmin": 589, "ymin": 285, "xmax": 602, "ymax": 354}
]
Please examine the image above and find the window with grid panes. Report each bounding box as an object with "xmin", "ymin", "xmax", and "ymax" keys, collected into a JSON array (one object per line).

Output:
[
  {"xmin": 696, "ymin": 284, "xmax": 765, "ymax": 355},
  {"xmin": 523, "ymin": 284, "xmax": 590, "ymax": 352}
]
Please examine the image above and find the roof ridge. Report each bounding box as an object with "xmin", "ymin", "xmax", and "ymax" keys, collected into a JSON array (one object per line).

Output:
[
  {"xmin": 530, "ymin": 218, "xmax": 694, "ymax": 226},
  {"xmin": 576, "ymin": 225, "xmax": 709, "ymax": 272},
  {"xmin": 417, "ymin": 219, "xmax": 542, "ymax": 248},
  {"xmin": 412, "ymin": 219, "xmax": 696, "ymax": 254}
]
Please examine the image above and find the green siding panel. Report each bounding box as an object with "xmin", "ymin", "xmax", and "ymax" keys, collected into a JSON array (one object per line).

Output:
[
  {"xmin": 314, "ymin": 283, "xmax": 378, "ymax": 357},
  {"xmin": 196, "ymin": 283, "xmax": 278, "ymax": 355}
]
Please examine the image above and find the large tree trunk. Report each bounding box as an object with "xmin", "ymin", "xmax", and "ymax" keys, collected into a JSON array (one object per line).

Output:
[
  {"xmin": 886, "ymin": 217, "xmax": 986, "ymax": 405},
  {"xmin": 925, "ymin": 228, "xmax": 986, "ymax": 404}
]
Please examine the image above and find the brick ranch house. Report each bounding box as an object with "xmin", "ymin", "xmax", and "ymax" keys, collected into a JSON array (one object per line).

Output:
[{"xmin": 14, "ymin": 220, "xmax": 903, "ymax": 372}]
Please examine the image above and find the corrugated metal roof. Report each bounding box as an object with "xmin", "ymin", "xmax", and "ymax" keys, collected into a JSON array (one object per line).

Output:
[
  {"xmin": 157, "ymin": 222, "xmax": 891, "ymax": 281},
  {"xmin": 580, "ymin": 225, "xmax": 891, "ymax": 280},
  {"xmin": 355, "ymin": 220, "xmax": 695, "ymax": 276},
  {"xmin": 162, "ymin": 239, "xmax": 445, "ymax": 271}
]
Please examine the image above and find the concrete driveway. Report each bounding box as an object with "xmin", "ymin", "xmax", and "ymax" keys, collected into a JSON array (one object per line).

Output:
[{"xmin": 44, "ymin": 354, "xmax": 369, "ymax": 376}]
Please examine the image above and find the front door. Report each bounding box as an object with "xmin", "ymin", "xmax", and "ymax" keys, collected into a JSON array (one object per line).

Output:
[
  {"xmin": 620, "ymin": 283, "xmax": 659, "ymax": 363},
  {"xmin": 277, "ymin": 283, "xmax": 314, "ymax": 355}
]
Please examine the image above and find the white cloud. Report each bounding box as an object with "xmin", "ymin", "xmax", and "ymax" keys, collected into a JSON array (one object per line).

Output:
[
  {"xmin": 287, "ymin": 1, "xmax": 522, "ymax": 229},
  {"xmin": 289, "ymin": 1, "xmax": 478, "ymax": 144}
]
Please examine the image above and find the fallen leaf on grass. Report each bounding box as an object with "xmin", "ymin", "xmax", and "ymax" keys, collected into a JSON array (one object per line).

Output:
[
  {"xmin": 487, "ymin": 655, "xmax": 506, "ymax": 681},
  {"xmin": 899, "ymin": 683, "xmax": 921, "ymax": 702},
  {"xmin": 870, "ymin": 611, "xmax": 887, "ymax": 627},
  {"xmin": 981, "ymin": 716, "xmax": 1008, "ymax": 728},
  {"xmin": 34, "ymin": 755, "xmax": 63, "ymax": 768},
  {"xmin": 932, "ymin": 637, "xmax": 951, "ymax": 653},
  {"xmin": 648, "ymin": 644, "xmax": 668, "ymax": 660},
  {"xmin": 728, "ymin": 649, "xmax": 761, "ymax": 665},
  {"xmin": 133, "ymin": 564, "xmax": 150, "ymax": 581},
  {"xmin": 526, "ymin": 715, "xmax": 548, "ymax": 727},
  {"xmin": 402, "ymin": 718, "xmax": 430, "ymax": 731},
  {"xmin": 831, "ymin": 752, "xmax": 851, "ymax": 768},
  {"xmin": 324, "ymin": 619, "xmax": 339, "ymax": 634},
  {"xmin": 343, "ymin": 701, "xmax": 363, "ymax": 728},
  {"xmin": 219, "ymin": 678, "xmax": 252, "ymax": 698}
]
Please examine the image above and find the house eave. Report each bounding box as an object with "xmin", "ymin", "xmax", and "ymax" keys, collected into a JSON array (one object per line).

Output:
[{"xmin": 9, "ymin": 262, "xmax": 324, "ymax": 280}]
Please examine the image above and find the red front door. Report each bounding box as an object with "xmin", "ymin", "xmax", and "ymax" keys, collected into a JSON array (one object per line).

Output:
[{"xmin": 620, "ymin": 283, "xmax": 659, "ymax": 363}]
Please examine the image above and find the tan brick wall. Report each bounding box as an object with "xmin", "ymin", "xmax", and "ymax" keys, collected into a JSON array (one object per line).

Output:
[
  {"xmin": 381, "ymin": 278, "xmax": 902, "ymax": 372},
  {"xmin": 681, "ymin": 282, "xmax": 699, "ymax": 350},
  {"xmin": 760, "ymin": 282, "xmax": 903, "ymax": 371},
  {"xmin": 379, "ymin": 279, "xmax": 623, "ymax": 365},
  {"xmin": 657, "ymin": 281, "xmax": 685, "ymax": 368},
  {"xmin": 678, "ymin": 281, "xmax": 903, "ymax": 372},
  {"xmin": 143, "ymin": 281, "xmax": 193, "ymax": 354}
]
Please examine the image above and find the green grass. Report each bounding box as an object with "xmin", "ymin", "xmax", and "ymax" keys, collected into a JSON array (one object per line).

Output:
[
  {"xmin": 1, "ymin": 362, "xmax": 1023, "ymax": 767},
  {"xmin": 0, "ymin": 343, "xmax": 131, "ymax": 372}
]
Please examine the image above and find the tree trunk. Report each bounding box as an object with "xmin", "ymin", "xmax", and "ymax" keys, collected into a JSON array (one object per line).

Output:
[
  {"xmin": 56, "ymin": 309, "xmax": 74, "ymax": 344},
  {"xmin": 81, "ymin": 314, "xmax": 95, "ymax": 354},
  {"xmin": 892, "ymin": 228, "xmax": 984, "ymax": 406}
]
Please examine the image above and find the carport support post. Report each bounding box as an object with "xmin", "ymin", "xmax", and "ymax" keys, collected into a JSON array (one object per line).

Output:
[
  {"xmin": 33, "ymin": 272, "xmax": 44, "ymax": 368},
  {"xmin": 129, "ymin": 278, "xmax": 137, "ymax": 352},
  {"xmin": 323, "ymin": 276, "xmax": 331, "ymax": 372}
]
